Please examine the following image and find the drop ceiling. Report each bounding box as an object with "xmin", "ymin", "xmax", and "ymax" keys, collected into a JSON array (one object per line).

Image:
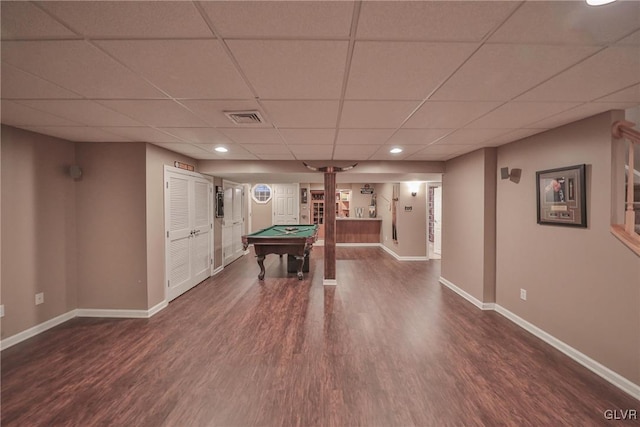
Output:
[{"xmin": 1, "ymin": 0, "xmax": 639, "ymax": 165}]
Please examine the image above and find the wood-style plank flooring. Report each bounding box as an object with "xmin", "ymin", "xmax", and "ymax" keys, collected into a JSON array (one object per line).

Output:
[{"xmin": 2, "ymin": 247, "xmax": 638, "ymax": 426}]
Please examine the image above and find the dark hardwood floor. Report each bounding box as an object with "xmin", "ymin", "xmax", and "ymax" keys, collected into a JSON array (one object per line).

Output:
[{"xmin": 2, "ymin": 247, "xmax": 638, "ymax": 426}]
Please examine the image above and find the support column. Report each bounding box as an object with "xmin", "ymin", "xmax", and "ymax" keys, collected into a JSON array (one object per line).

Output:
[{"xmin": 324, "ymin": 171, "xmax": 337, "ymax": 285}]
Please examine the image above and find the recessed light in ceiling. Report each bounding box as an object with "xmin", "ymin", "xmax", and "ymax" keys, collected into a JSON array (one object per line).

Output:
[
  {"xmin": 390, "ymin": 147, "xmax": 403, "ymax": 154},
  {"xmin": 215, "ymin": 147, "xmax": 228, "ymax": 153},
  {"xmin": 586, "ymin": 0, "xmax": 616, "ymax": 5}
]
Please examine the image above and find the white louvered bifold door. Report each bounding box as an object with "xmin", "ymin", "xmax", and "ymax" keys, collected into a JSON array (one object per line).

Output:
[
  {"xmin": 165, "ymin": 169, "xmax": 212, "ymax": 302},
  {"xmin": 191, "ymin": 178, "xmax": 211, "ymax": 285}
]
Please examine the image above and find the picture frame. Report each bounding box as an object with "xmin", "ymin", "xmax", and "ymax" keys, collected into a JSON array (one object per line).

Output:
[
  {"xmin": 536, "ymin": 164, "xmax": 586, "ymax": 228},
  {"xmin": 215, "ymin": 186, "xmax": 224, "ymax": 218}
]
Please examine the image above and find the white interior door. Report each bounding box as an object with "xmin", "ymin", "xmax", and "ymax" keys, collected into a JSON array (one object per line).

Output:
[
  {"xmin": 433, "ymin": 186, "xmax": 442, "ymax": 255},
  {"xmin": 223, "ymin": 181, "xmax": 245, "ymax": 266},
  {"xmin": 165, "ymin": 168, "xmax": 212, "ymax": 302},
  {"xmin": 272, "ymin": 184, "xmax": 299, "ymax": 224}
]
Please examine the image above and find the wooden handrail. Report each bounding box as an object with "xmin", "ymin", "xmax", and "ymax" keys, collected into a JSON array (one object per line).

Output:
[{"xmin": 611, "ymin": 120, "xmax": 640, "ymax": 256}]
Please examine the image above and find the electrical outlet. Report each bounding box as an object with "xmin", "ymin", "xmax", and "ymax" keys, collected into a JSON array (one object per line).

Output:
[
  {"xmin": 520, "ymin": 289, "xmax": 527, "ymax": 301},
  {"xmin": 0, "ymin": 304, "xmax": 4, "ymax": 317},
  {"xmin": 35, "ymin": 292, "xmax": 44, "ymax": 305}
]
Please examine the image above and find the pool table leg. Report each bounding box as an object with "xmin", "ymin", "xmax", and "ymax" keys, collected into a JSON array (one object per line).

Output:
[
  {"xmin": 257, "ymin": 255, "xmax": 266, "ymax": 280},
  {"xmin": 295, "ymin": 255, "xmax": 305, "ymax": 280}
]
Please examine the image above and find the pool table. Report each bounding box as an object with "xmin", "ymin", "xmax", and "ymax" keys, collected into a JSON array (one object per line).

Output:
[{"xmin": 241, "ymin": 224, "xmax": 319, "ymax": 280}]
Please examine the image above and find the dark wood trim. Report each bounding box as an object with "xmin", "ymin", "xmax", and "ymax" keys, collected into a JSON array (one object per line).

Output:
[{"xmin": 324, "ymin": 172, "xmax": 336, "ymax": 280}]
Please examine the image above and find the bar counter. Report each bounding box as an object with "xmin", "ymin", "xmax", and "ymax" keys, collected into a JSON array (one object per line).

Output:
[{"xmin": 336, "ymin": 217, "xmax": 382, "ymax": 243}]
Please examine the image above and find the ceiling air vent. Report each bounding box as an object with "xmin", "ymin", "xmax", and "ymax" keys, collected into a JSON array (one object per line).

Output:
[{"xmin": 224, "ymin": 110, "xmax": 265, "ymax": 125}]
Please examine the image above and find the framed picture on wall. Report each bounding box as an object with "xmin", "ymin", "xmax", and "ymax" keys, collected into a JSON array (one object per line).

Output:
[
  {"xmin": 536, "ymin": 164, "xmax": 586, "ymax": 228},
  {"xmin": 215, "ymin": 186, "xmax": 224, "ymax": 218}
]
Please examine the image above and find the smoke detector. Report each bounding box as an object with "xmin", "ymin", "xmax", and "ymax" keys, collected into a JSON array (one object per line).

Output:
[{"xmin": 224, "ymin": 110, "xmax": 265, "ymax": 125}]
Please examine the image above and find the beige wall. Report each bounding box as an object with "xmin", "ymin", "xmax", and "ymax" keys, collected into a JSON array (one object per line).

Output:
[
  {"xmin": 75, "ymin": 142, "xmax": 148, "ymax": 310},
  {"xmin": 1, "ymin": 126, "xmax": 78, "ymax": 338},
  {"xmin": 496, "ymin": 111, "xmax": 640, "ymax": 385},
  {"xmin": 250, "ymin": 183, "xmax": 273, "ymax": 233},
  {"xmin": 441, "ymin": 148, "xmax": 497, "ymax": 302},
  {"xmin": 145, "ymin": 144, "xmax": 200, "ymax": 308},
  {"xmin": 378, "ymin": 181, "xmax": 428, "ymax": 257}
]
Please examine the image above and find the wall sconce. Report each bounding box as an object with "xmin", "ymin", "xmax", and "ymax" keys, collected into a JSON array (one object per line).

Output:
[
  {"xmin": 500, "ymin": 167, "xmax": 521, "ymax": 183},
  {"xmin": 408, "ymin": 181, "xmax": 420, "ymax": 196},
  {"xmin": 68, "ymin": 165, "xmax": 83, "ymax": 180}
]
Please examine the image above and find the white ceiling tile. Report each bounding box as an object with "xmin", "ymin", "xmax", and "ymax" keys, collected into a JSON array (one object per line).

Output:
[
  {"xmin": 0, "ymin": 63, "xmax": 80, "ymax": 99},
  {"xmin": 195, "ymin": 143, "xmax": 258, "ymax": 160},
  {"xmin": 17, "ymin": 100, "xmax": 143, "ymax": 127},
  {"xmin": 179, "ymin": 100, "xmax": 268, "ymax": 128},
  {"xmin": 335, "ymin": 129, "xmax": 396, "ymax": 145},
  {"xmin": 219, "ymin": 128, "xmax": 284, "ymax": 145},
  {"xmin": 333, "ymin": 144, "xmax": 381, "ymax": 160},
  {"xmin": 369, "ymin": 144, "xmax": 425, "ymax": 161},
  {"xmin": 20, "ymin": 126, "xmax": 130, "ymax": 142},
  {"xmin": 279, "ymin": 129, "xmax": 336, "ymax": 145},
  {"xmin": 1, "ymin": 1, "xmax": 77, "ymax": 40},
  {"xmin": 436, "ymin": 129, "xmax": 510, "ymax": 145},
  {"xmin": 517, "ymin": 47, "xmax": 640, "ymax": 102},
  {"xmin": 1, "ymin": 100, "xmax": 81, "ymax": 126},
  {"xmin": 256, "ymin": 153, "xmax": 296, "ymax": 160},
  {"xmin": 387, "ymin": 129, "xmax": 452, "ymax": 145},
  {"xmin": 40, "ymin": 1, "xmax": 212, "ymax": 38},
  {"xmin": 528, "ymin": 102, "xmax": 638, "ymax": 129},
  {"xmin": 97, "ymin": 40, "xmax": 253, "ymax": 100},
  {"xmin": 431, "ymin": 44, "xmax": 599, "ymax": 101},
  {"xmin": 241, "ymin": 144, "xmax": 291, "ymax": 155},
  {"xmin": 406, "ymin": 144, "xmax": 475, "ymax": 159},
  {"xmin": 227, "ymin": 40, "xmax": 348, "ymax": 99},
  {"xmin": 346, "ymin": 41, "xmax": 477, "ymax": 100},
  {"xmin": 288, "ymin": 145, "xmax": 334, "ymax": 160},
  {"xmin": 357, "ymin": 2, "xmax": 518, "ymax": 41},
  {"xmin": 152, "ymin": 142, "xmax": 210, "ymax": 157},
  {"xmin": 483, "ymin": 128, "xmax": 548, "ymax": 147},
  {"xmin": 100, "ymin": 127, "xmax": 186, "ymax": 143},
  {"xmin": 403, "ymin": 101, "xmax": 503, "ymax": 128},
  {"xmin": 617, "ymin": 29, "xmax": 640, "ymax": 45},
  {"xmin": 201, "ymin": 1, "xmax": 354, "ymax": 38},
  {"xmin": 261, "ymin": 100, "xmax": 339, "ymax": 128},
  {"xmin": 158, "ymin": 128, "xmax": 233, "ymax": 145},
  {"xmin": 490, "ymin": 1, "xmax": 640, "ymax": 45},
  {"xmin": 288, "ymin": 145, "xmax": 333, "ymax": 156},
  {"xmin": 340, "ymin": 101, "xmax": 421, "ymax": 128},
  {"xmin": 594, "ymin": 84, "xmax": 640, "ymax": 103},
  {"xmin": 1, "ymin": 41, "xmax": 165, "ymax": 99},
  {"xmin": 97, "ymin": 100, "xmax": 209, "ymax": 127},
  {"xmin": 466, "ymin": 102, "xmax": 579, "ymax": 129}
]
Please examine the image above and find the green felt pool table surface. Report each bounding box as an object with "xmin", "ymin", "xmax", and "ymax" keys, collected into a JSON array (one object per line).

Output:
[{"xmin": 246, "ymin": 224, "xmax": 318, "ymax": 238}]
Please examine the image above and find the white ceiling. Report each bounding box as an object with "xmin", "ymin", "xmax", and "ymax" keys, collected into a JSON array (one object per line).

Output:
[{"xmin": 1, "ymin": 0, "xmax": 639, "ymax": 168}]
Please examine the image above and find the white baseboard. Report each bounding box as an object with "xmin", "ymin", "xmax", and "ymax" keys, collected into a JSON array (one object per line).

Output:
[
  {"xmin": 1, "ymin": 300, "xmax": 169, "ymax": 351},
  {"xmin": 439, "ymin": 276, "xmax": 640, "ymax": 400},
  {"xmin": 493, "ymin": 304, "xmax": 640, "ymax": 401},
  {"xmin": 1, "ymin": 309, "xmax": 77, "ymax": 351},
  {"xmin": 439, "ymin": 276, "xmax": 494, "ymax": 310},
  {"xmin": 380, "ymin": 244, "xmax": 428, "ymax": 261},
  {"xmin": 323, "ymin": 279, "xmax": 337, "ymax": 286},
  {"xmin": 212, "ymin": 265, "xmax": 224, "ymax": 276},
  {"xmin": 336, "ymin": 243, "xmax": 380, "ymax": 247}
]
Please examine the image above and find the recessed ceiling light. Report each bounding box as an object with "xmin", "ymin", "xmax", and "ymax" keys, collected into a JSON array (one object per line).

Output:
[
  {"xmin": 214, "ymin": 146, "xmax": 228, "ymax": 153},
  {"xmin": 390, "ymin": 147, "xmax": 403, "ymax": 154},
  {"xmin": 586, "ymin": 0, "xmax": 616, "ymax": 5}
]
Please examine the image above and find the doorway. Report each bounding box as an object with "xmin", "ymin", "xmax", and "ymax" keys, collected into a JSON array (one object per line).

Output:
[
  {"xmin": 272, "ymin": 183, "xmax": 300, "ymax": 225},
  {"xmin": 222, "ymin": 180, "xmax": 245, "ymax": 266}
]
